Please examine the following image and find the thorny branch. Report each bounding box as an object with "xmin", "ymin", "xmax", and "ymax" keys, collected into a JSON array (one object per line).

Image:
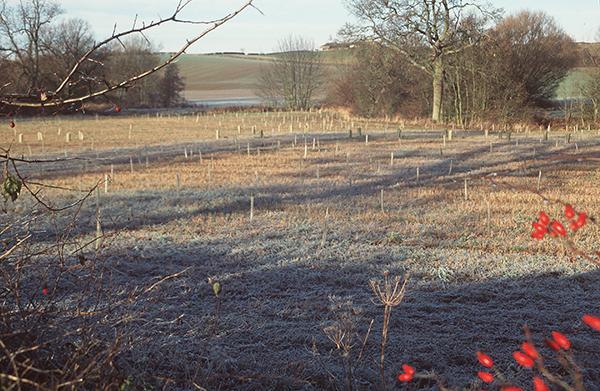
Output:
[
  {"xmin": 0, "ymin": 0, "xmax": 256, "ymax": 109},
  {"xmin": 1, "ymin": 146, "xmax": 103, "ymax": 212},
  {"xmin": 473, "ymin": 152, "xmax": 600, "ymax": 267}
]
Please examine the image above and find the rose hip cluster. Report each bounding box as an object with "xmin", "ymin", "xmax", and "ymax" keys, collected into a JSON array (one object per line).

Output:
[
  {"xmin": 531, "ymin": 205, "xmax": 586, "ymax": 240},
  {"xmin": 398, "ymin": 314, "xmax": 600, "ymax": 390},
  {"xmin": 397, "ymin": 364, "xmax": 415, "ymax": 381}
]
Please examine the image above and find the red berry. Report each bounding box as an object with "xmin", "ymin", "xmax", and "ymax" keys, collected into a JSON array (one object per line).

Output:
[
  {"xmin": 576, "ymin": 212, "xmax": 586, "ymax": 228},
  {"xmin": 402, "ymin": 364, "xmax": 415, "ymax": 375},
  {"xmin": 565, "ymin": 204, "xmax": 575, "ymax": 219},
  {"xmin": 551, "ymin": 221, "xmax": 567, "ymax": 236},
  {"xmin": 478, "ymin": 371, "xmax": 494, "ymax": 383},
  {"xmin": 534, "ymin": 377, "xmax": 549, "ymax": 391},
  {"xmin": 42, "ymin": 288, "xmax": 48, "ymax": 295},
  {"xmin": 9, "ymin": 121, "xmax": 15, "ymax": 128},
  {"xmin": 531, "ymin": 231, "xmax": 545, "ymax": 240},
  {"xmin": 398, "ymin": 373, "xmax": 412, "ymax": 382},
  {"xmin": 552, "ymin": 331, "xmax": 570, "ymax": 349},
  {"xmin": 570, "ymin": 221, "xmax": 579, "ymax": 231},
  {"xmin": 115, "ymin": 106, "xmax": 120, "ymax": 112},
  {"xmin": 583, "ymin": 315, "xmax": 600, "ymax": 331},
  {"xmin": 476, "ymin": 351, "xmax": 494, "ymax": 368},
  {"xmin": 544, "ymin": 338, "xmax": 560, "ymax": 351},
  {"xmin": 522, "ymin": 342, "xmax": 538, "ymax": 359},
  {"xmin": 539, "ymin": 212, "xmax": 550, "ymax": 225},
  {"xmin": 533, "ymin": 222, "xmax": 547, "ymax": 234},
  {"xmin": 1, "ymin": 209, "xmax": 6, "ymax": 214},
  {"xmin": 513, "ymin": 351, "xmax": 535, "ymax": 367}
]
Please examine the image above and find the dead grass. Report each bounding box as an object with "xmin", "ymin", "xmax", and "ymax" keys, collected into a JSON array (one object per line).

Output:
[{"xmin": 2, "ymin": 111, "xmax": 600, "ymax": 390}]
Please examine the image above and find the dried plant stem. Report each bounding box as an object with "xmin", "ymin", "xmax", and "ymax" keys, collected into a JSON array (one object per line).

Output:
[{"xmin": 370, "ymin": 274, "xmax": 408, "ymax": 390}]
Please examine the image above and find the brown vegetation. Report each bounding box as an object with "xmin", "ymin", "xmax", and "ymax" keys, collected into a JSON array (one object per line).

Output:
[
  {"xmin": 2, "ymin": 111, "xmax": 600, "ymax": 390},
  {"xmin": 327, "ymin": 8, "xmax": 577, "ymax": 126}
]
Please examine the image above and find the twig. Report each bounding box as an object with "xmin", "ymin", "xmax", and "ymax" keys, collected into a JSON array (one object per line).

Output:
[{"xmin": 0, "ymin": 1, "xmax": 257, "ymax": 108}]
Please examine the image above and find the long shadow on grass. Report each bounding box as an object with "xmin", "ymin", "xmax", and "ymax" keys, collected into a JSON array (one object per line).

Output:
[
  {"xmin": 15, "ymin": 131, "xmax": 600, "ymax": 244},
  {"xmin": 43, "ymin": 152, "xmax": 592, "ymax": 242},
  {"xmin": 14, "ymin": 130, "xmax": 586, "ymax": 181},
  {"xmin": 75, "ymin": 236, "xmax": 600, "ymax": 390}
]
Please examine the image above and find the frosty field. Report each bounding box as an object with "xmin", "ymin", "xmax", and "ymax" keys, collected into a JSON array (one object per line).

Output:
[{"xmin": 2, "ymin": 111, "xmax": 600, "ymax": 390}]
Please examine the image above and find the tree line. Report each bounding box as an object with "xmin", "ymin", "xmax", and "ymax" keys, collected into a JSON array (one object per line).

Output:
[
  {"xmin": 0, "ymin": 0, "xmax": 185, "ymax": 113},
  {"xmin": 329, "ymin": 3, "xmax": 581, "ymax": 125},
  {"xmin": 326, "ymin": 7, "xmax": 577, "ymax": 126},
  {"xmin": 1, "ymin": 0, "xmax": 589, "ymax": 125},
  {"xmin": 258, "ymin": 2, "xmax": 588, "ymax": 126}
]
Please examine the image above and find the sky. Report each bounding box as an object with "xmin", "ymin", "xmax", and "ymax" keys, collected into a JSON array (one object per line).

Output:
[{"xmin": 54, "ymin": 0, "xmax": 600, "ymax": 54}]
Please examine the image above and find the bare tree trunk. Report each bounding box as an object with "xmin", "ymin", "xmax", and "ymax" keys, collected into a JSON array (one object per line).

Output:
[{"xmin": 432, "ymin": 55, "xmax": 444, "ymax": 122}]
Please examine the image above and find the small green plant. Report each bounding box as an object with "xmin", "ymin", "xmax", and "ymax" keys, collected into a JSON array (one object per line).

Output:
[
  {"xmin": 1, "ymin": 174, "xmax": 21, "ymax": 203},
  {"xmin": 386, "ymin": 232, "xmax": 402, "ymax": 244},
  {"xmin": 120, "ymin": 376, "xmax": 155, "ymax": 391}
]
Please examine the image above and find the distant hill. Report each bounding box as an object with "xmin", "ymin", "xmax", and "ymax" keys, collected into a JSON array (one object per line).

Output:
[
  {"xmin": 169, "ymin": 43, "xmax": 591, "ymax": 102},
  {"xmin": 162, "ymin": 51, "xmax": 350, "ymax": 101},
  {"xmin": 160, "ymin": 54, "xmax": 267, "ymax": 101}
]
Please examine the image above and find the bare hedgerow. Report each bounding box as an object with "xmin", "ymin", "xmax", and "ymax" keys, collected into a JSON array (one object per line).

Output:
[
  {"xmin": 0, "ymin": 141, "xmax": 220, "ymax": 390},
  {"xmin": 0, "ymin": 1, "xmax": 258, "ymax": 383},
  {"xmin": 0, "ymin": 176, "xmax": 194, "ymax": 389},
  {"xmin": 1, "ymin": 171, "xmax": 127, "ymax": 388}
]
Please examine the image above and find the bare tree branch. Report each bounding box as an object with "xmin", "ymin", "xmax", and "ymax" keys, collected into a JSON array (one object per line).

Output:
[
  {"xmin": 342, "ymin": 0, "xmax": 500, "ymax": 121},
  {"xmin": 0, "ymin": 0, "xmax": 256, "ymax": 109}
]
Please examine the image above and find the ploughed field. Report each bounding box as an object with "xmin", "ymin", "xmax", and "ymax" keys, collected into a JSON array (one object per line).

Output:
[{"xmin": 2, "ymin": 111, "xmax": 600, "ymax": 390}]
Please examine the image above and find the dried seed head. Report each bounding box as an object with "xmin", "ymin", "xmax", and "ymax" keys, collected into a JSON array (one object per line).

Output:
[{"xmin": 371, "ymin": 274, "xmax": 408, "ymax": 307}]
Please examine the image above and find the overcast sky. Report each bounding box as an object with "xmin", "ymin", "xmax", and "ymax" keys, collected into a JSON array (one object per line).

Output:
[{"xmin": 55, "ymin": 0, "xmax": 600, "ymax": 54}]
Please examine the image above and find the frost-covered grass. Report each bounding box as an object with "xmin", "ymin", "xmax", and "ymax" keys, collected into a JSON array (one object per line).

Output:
[{"xmin": 3, "ymin": 112, "xmax": 600, "ymax": 390}]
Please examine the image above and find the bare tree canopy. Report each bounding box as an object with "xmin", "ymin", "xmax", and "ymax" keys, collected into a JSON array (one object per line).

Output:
[
  {"xmin": 328, "ymin": 42, "xmax": 428, "ymax": 118},
  {"xmin": 0, "ymin": 0, "xmax": 65, "ymax": 89},
  {"xmin": 489, "ymin": 10, "xmax": 576, "ymax": 104},
  {"xmin": 255, "ymin": 35, "xmax": 324, "ymax": 110},
  {"xmin": 106, "ymin": 36, "xmax": 161, "ymax": 106},
  {"xmin": 341, "ymin": 0, "xmax": 500, "ymax": 122}
]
